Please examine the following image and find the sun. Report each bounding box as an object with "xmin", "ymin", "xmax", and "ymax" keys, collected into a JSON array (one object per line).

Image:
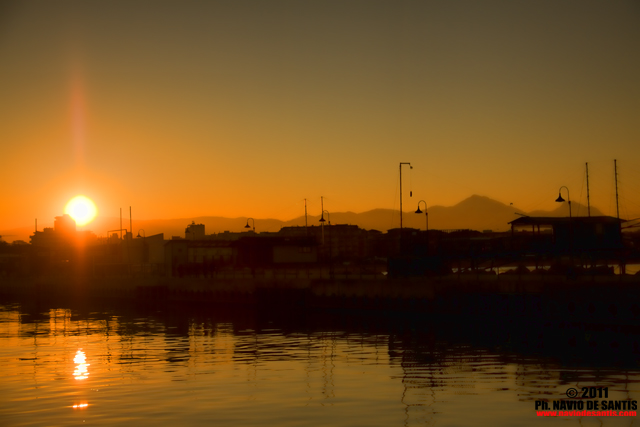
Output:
[{"xmin": 64, "ymin": 195, "xmax": 98, "ymax": 227}]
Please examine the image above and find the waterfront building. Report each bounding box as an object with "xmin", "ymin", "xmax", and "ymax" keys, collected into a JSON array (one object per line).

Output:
[
  {"xmin": 509, "ymin": 216, "xmax": 624, "ymax": 251},
  {"xmin": 185, "ymin": 222, "xmax": 206, "ymax": 240}
]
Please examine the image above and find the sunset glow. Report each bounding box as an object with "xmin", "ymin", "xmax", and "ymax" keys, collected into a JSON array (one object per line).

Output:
[
  {"xmin": 73, "ymin": 349, "xmax": 90, "ymax": 380},
  {"xmin": 0, "ymin": 1, "xmax": 639, "ymax": 238},
  {"xmin": 64, "ymin": 196, "xmax": 97, "ymax": 227}
]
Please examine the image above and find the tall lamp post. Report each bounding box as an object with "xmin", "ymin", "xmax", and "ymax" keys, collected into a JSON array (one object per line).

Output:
[
  {"xmin": 555, "ymin": 186, "xmax": 572, "ymax": 219},
  {"xmin": 244, "ymin": 218, "xmax": 255, "ymax": 232},
  {"xmin": 399, "ymin": 162, "xmax": 412, "ymax": 229},
  {"xmin": 415, "ymin": 200, "xmax": 429, "ymax": 253},
  {"xmin": 415, "ymin": 200, "xmax": 428, "ymax": 232},
  {"xmin": 319, "ymin": 210, "xmax": 330, "ymax": 225},
  {"xmin": 319, "ymin": 209, "xmax": 330, "ymax": 244},
  {"xmin": 319, "ymin": 209, "xmax": 331, "ymax": 277},
  {"xmin": 319, "ymin": 196, "xmax": 327, "ymax": 244},
  {"xmin": 555, "ymin": 186, "xmax": 573, "ymax": 267}
]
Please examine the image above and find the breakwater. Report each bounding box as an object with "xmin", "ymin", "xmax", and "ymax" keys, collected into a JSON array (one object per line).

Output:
[{"xmin": 2, "ymin": 274, "xmax": 640, "ymax": 325}]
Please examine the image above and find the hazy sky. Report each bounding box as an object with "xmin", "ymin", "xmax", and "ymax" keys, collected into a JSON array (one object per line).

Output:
[{"xmin": 2, "ymin": 0, "xmax": 639, "ymax": 230}]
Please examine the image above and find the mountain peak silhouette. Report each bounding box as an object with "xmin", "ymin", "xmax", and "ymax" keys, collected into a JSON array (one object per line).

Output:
[{"xmin": 0, "ymin": 196, "xmax": 615, "ymax": 242}]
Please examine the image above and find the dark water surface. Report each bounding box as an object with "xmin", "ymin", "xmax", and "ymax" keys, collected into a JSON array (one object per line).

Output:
[{"xmin": 1, "ymin": 297, "xmax": 639, "ymax": 426}]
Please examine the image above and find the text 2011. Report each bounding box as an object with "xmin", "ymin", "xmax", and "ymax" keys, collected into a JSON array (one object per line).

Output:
[{"xmin": 581, "ymin": 387, "xmax": 609, "ymax": 399}]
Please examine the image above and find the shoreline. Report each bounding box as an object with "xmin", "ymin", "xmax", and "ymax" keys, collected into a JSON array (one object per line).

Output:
[{"xmin": 2, "ymin": 274, "xmax": 640, "ymax": 325}]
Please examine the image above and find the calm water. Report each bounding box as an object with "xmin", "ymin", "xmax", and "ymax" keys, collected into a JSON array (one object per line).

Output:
[{"xmin": 1, "ymin": 298, "xmax": 639, "ymax": 426}]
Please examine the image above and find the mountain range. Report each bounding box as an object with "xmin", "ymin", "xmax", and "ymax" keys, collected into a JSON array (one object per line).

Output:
[{"xmin": 0, "ymin": 195, "xmax": 605, "ymax": 243}]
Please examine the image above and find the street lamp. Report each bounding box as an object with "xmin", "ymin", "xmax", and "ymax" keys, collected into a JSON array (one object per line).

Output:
[
  {"xmin": 319, "ymin": 209, "xmax": 330, "ymax": 245},
  {"xmin": 555, "ymin": 186, "xmax": 574, "ymax": 268},
  {"xmin": 319, "ymin": 196, "xmax": 328, "ymax": 244},
  {"xmin": 320, "ymin": 209, "xmax": 332, "ymax": 276},
  {"xmin": 415, "ymin": 200, "xmax": 428, "ymax": 232},
  {"xmin": 136, "ymin": 229, "xmax": 145, "ymax": 238},
  {"xmin": 415, "ymin": 200, "xmax": 429, "ymax": 252},
  {"xmin": 319, "ymin": 210, "xmax": 330, "ymax": 225},
  {"xmin": 244, "ymin": 218, "xmax": 255, "ymax": 232},
  {"xmin": 555, "ymin": 186, "xmax": 572, "ymax": 219}
]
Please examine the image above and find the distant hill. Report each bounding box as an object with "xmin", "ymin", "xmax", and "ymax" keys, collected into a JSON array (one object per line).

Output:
[
  {"xmin": 282, "ymin": 195, "xmax": 527, "ymax": 232},
  {"xmin": 0, "ymin": 195, "xmax": 612, "ymax": 243}
]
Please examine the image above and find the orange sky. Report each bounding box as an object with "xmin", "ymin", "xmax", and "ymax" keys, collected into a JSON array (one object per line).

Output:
[{"xmin": 1, "ymin": 0, "xmax": 639, "ymax": 231}]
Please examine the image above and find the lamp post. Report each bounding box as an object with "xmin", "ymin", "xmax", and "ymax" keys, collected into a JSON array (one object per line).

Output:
[
  {"xmin": 415, "ymin": 200, "xmax": 428, "ymax": 232},
  {"xmin": 319, "ymin": 208, "xmax": 330, "ymax": 244},
  {"xmin": 319, "ymin": 196, "xmax": 327, "ymax": 244},
  {"xmin": 319, "ymin": 209, "xmax": 331, "ymax": 277},
  {"xmin": 399, "ymin": 162, "xmax": 412, "ymax": 229},
  {"xmin": 244, "ymin": 218, "xmax": 255, "ymax": 232},
  {"xmin": 415, "ymin": 200, "xmax": 429, "ymax": 253},
  {"xmin": 319, "ymin": 210, "xmax": 330, "ymax": 225},
  {"xmin": 555, "ymin": 186, "xmax": 572, "ymax": 219},
  {"xmin": 555, "ymin": 186, "xmax": 573, "ymax": 268}
]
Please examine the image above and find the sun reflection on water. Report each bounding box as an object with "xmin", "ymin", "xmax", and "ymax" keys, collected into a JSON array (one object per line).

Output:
[
  {"xmin": 72, "ymin": 403, "xmax": 89, "ymax": 409},
  {"xmin": 73, "ymin": 349, "xmax": 90, "ymax": 380}
]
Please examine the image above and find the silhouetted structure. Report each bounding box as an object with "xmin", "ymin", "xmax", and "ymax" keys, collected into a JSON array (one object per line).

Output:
[
  {"xmin": 509, "ymin": 216, "xmax": 624, "ymax": 252},
  {"xmin": 280, "ymin": 224, "xmax": 373, "ymax": 262},
  {"xmin": 0, "ymin": 239, "xmax": 30, "ymax": 277},
  {"xmin": 5, "ymin": 211, "xmax": 640, "ymax": 281},
  {"xmin": 165, "ymin": 236, "xmax": 317, "ymax": 277},
  {"xmin": 28, "ymin": 214, "xmax": 98, "ymax": 275},
  {"xmin": 165, "ymin": 239, "xmax": 235, "ymax": 277},
  {"xmin": 185, "ymin": 222, "xmax": 205, "ymax": 240}
]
